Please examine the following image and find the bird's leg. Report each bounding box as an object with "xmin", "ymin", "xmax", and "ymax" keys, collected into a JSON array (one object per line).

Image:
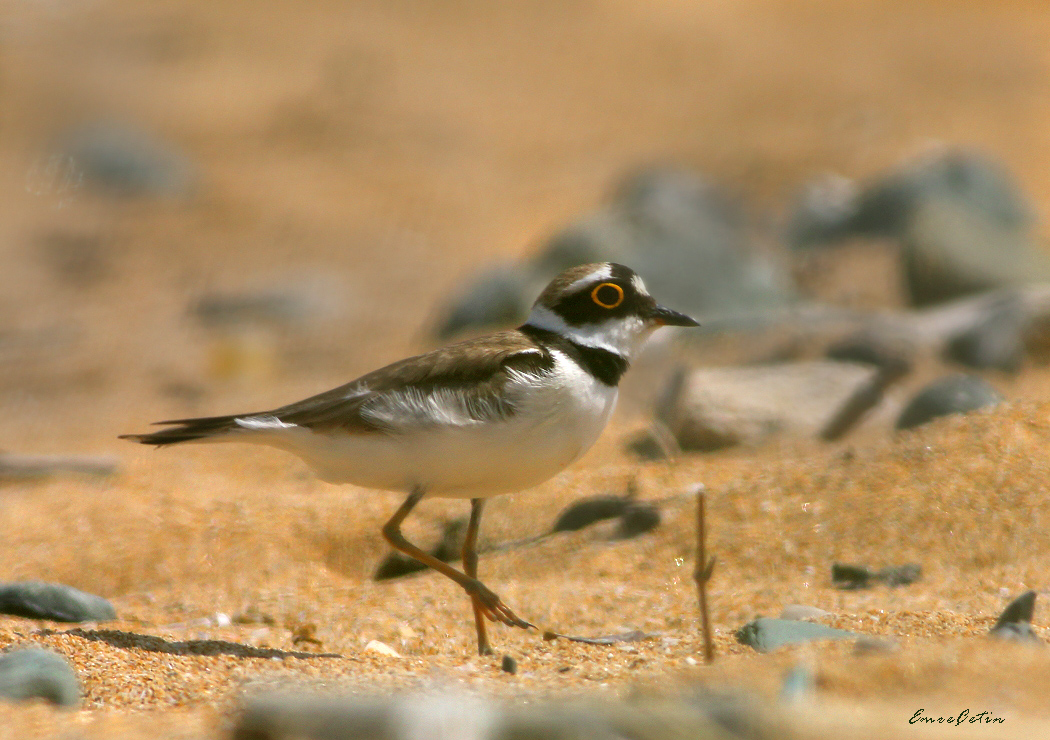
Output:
[
  {"xmin": 381, "ymin": 487, "xmax": 533, "ymax": 636},
  {"xmin": 463, "ymin": 498, "xmax": 493, "ymax": 656}
]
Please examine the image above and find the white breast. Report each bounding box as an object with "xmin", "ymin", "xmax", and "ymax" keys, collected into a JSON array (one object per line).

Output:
[{"xmin": 244, "ymin": 350, "xmax": 619, "ymax": 498}]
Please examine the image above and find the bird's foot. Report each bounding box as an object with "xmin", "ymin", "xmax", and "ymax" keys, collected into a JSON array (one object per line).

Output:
[{"xmin": 465, "ymin": 580, "xmax": 533, "ymax": 630}]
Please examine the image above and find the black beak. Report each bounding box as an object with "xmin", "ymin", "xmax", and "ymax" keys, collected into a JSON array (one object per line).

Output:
[{"xmin": 646, "ymin": 304, "xmax": 700, "ymax": 327}]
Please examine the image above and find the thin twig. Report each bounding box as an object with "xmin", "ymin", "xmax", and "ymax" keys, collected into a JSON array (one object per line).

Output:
[{"xmin": 693, "ymin": 486, "xmax": 715, "ymax": 663}]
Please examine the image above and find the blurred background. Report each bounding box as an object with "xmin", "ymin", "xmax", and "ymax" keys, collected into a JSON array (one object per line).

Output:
[{"xmin": 2, "ymin": 0, "xmax": 1048, "ymax": 451}]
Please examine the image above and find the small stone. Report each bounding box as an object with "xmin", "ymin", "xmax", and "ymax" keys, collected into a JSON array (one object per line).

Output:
[
  {"xmin": 0, "ymin": 648, "xmax": 80, "ymax": 707},
  {"xmin": 896, "ymin": 374, "xmax": 1002, "ymax": 431},
  {"xmin": 735, "ymin": 618, "xmax": 857, "ymax": 653},
  {"xmin": 57, "ymin": 120, "xmax": 197, "ymax": 198},
  {"xmin": 779, "ymin": 604, "xmax": 831, "ymax": 621},
  {"xmin": 684, "ymin": 656, "xmax": 698, "ymax": 666},
  {"xmin": 990, "ymin": 590, "xmax": 1040, "ymax": 644},
  {"xmin": 0, "ymin": 581, "xmax": 116, "ymax": 622},
  {"xmin": 501, "ymin": 655, "xmax": 517, "ymax": 674},
  {"xmin": 997, "ymin": 589, "xmax": 1037, "ymax": 624},
  {"xmin": 364, "ymin": 640, "xmax": 400, "ymax": 658}
]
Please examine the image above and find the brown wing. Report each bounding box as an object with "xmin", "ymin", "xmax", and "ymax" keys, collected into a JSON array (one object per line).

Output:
[
  {"xmin": 274, "ymin": 330, "xmax": 553, "ymax": 432},
  {"xmin": 122, "ymin": 331, "xmax": 554, "ymax": 445}
]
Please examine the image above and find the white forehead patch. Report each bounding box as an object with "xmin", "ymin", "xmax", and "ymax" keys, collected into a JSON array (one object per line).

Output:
[
  {"xmin": 631, "ymin": 274, "xmax": 649, "ymax": 296},
  {"xmin": 566, "ymin": 264, "xmax": 613, "ymax": 294}
]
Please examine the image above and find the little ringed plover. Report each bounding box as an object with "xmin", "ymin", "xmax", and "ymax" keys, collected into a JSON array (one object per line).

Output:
[{"xmin": 122, "ymin": 262, "xmax": 698, "ymax": 655}]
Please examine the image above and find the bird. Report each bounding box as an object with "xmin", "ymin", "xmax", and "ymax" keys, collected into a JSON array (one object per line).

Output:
[{"xmin": 121, "ymin": 262, "xmax": 698, "ymax": 655}]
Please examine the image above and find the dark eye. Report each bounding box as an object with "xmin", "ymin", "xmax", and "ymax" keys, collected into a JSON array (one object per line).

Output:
[{"xmin": 591, "ymin": 282, "xmax": 624, "ymax": 309}]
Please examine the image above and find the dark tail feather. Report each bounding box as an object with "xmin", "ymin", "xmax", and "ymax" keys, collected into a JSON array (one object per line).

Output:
[{"xmin": 119, "ymin": 414, "xmax": 244, "ymax": 446}]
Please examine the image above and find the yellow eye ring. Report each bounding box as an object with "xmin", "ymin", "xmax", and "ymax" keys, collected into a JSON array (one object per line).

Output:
[{"xmin": 591, "ymin": 282, "xmax": 624, "ymax": 309}]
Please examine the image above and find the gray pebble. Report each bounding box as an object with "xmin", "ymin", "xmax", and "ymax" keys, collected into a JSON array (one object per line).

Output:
[
  {"xmin": 990, "ymin": 590, "xmax": 1040, "ymax": 644},
  {"xmin": 0, "ymin": 648, "xmax": 80, "ymax": 708},
  {"xmin": 735, "ymin": 617, "xmax": 857, "ymax": 653},
  {"xmin": 57, "ymin": 120, "xmax": 197, "ymax": 198},
  {"xmin": 896, "ymin": 374, "xmax": 1002, "ymax": 430},
  {"xmin": 501, "ymin": 655, "xmax": 517, "ymax": 674},
  {"xmin": 0, "ymin": 581, "xmax": 116, "ymax": 622}
]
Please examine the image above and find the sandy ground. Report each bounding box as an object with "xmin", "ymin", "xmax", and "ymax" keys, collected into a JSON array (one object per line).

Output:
[{"xmin": 3, "ymin": 1, "xmax": 1050, "ymax": 737}]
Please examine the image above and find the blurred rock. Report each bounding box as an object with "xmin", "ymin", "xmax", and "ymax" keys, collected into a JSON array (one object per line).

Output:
[
  {"xmin": 0, "ymin": 581, "xmax": 116, "ymax": 622},
  {"xmin": 902, "ymin": 193, "xmax": 1049, "ymax": 307},
  {"xmin": 944, "ymin": 293, "xmax": 1026, "ymax": 372},
  {"xmin": 789, "ymin": 150, "xmax": 1034, "ymax": 247},
  {"xmin": 655, "ymin": 361, "xmax": 878, "ymax": 451},
  {"xmin": 735, "ymin": 618, "xmax": 857, "ymax": 653},
  {"xmin": 57, "ymin": 121, "xmax": 197, "ymax": 198},
  {"xmin": 435, "ymin": 166, "xmax": 794, "ymax": 338},
  {"xmin": 831, "ymin": 563, "xmax": 921, "ymax": 590},
  {"xmin": 785, "ymin": 173, "xmax": 861, "ymax": 248},
  {"xmin": 895, "ymin": 374, "xmax": 1002, "ymax": 431},
  {"xmin": 434, "ymin": 264, "xmax": 532, "ymax": 340},
  {"xmin": 500, "ymin": 655, "xmax": 517, "ymax": 675},
  {"xmin": 787, "ymin": 150, "xmax": 1048, "ymax": 307},
  {"xmin": 818, "ymin": 356, "xmax": 911, "ymax": 442},
  {"xmin": 825, "ymin": 330, "xmax": 915, "ymax": 373},
  {"xmin": 0, "ymin": 452, "xmax": 119, "ymax": 482},
  {"xmin": 778, "ymin": 604, "xmax": 831, "ymax": 622},
  {"xmin": 989, "ymin": 590, "xmax": 1040, "ymax": 644},
  {"xmin": 233, "ymin": 690, "xmax": 759, "ymax": 740},
  {"xmin": 0, "ymin": 647, "xmax": 80, "ymax": 708}
]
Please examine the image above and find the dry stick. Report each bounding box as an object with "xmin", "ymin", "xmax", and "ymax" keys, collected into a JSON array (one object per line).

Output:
[{"xmin": 693, "ymin": 488, "xmax": 716, "ymax": 663}]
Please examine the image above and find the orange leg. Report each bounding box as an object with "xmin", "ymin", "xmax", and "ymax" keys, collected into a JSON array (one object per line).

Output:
[
  {"xmin": 463, "ymin": 498, "xmax": 493, "ymax": 656},
  {"xmin": 381, "ymin": 488, "xmax": 532, "ymax": 652}
]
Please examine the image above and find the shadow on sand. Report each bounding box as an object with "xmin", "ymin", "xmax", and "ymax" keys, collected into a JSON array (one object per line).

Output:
[{"xmin": 43, "ymin": 628, "xmax": 343, "ymax": 660}]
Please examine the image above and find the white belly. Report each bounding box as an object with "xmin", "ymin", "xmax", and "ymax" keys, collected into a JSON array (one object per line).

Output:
[{"xmin": 242, "ymin": 358, "xmax": 618, "ymax": 498}]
